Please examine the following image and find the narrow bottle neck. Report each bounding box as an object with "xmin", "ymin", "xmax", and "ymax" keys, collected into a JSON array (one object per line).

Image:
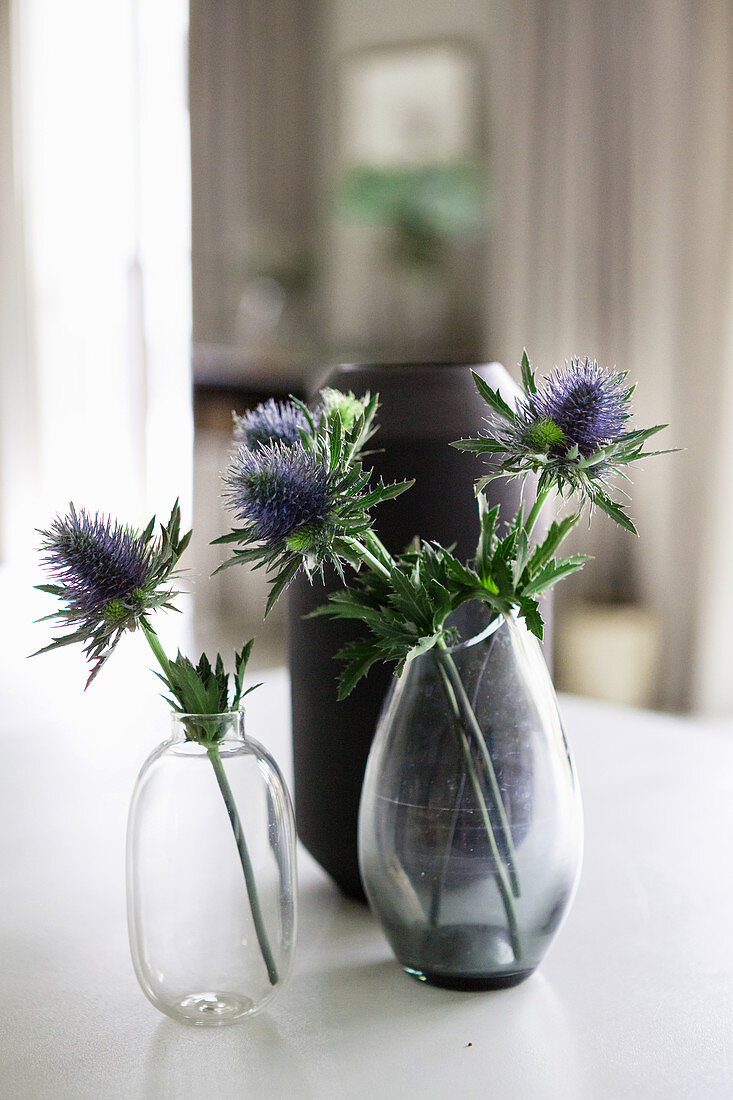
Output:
[{"xmin": 170, "ymin": 709, "xmax": 245, "ymax": 746}]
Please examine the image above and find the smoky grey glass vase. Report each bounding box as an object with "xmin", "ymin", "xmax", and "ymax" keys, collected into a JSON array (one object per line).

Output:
[{"xmin": 358, "ymin": 606, "xmax": 582, "ymax": 990}]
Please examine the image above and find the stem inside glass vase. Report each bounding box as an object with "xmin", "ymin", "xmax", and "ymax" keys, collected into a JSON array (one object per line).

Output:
[
  {"xmin": 139, "ymin": 621, "xmax": 279, "ymax": 986},
  {"xmin": 205, "ymin": 744, "xmax": 279, "ymax": 986},
  {"xmin": 431, "ymin": 633, "xmax": 523, "ymax": 964}
]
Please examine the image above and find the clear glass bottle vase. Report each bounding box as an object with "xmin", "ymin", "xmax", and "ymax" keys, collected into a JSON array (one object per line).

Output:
[
  {"xmin": 126, "ymin": 710, "xmax": 297, "ymax": 1025},
  {"xmin": 358, "ymin": 607, "xmax": 582, "ymax": 990}
]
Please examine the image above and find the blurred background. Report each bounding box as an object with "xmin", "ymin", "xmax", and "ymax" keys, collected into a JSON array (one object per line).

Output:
[{"xmin": 1, "ymin": 0, "xmax": 731, "ymax": 716}]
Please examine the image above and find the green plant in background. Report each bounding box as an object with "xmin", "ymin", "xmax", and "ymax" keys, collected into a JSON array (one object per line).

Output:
[{"xmin": 340, "ymin": 163, "xmax": 485, "ymax": 269}]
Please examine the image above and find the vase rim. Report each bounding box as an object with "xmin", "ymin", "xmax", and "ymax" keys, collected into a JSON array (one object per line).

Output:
[
  {"xmin": 445, "ymin": 609, "xmax": 506, "ymax": 653},
  {"xmin": 169, "ymin": 709, "xmax": 246, "ymax": 743},
  {"xmin": 171, "ymin": 708, "xmax": 245, "ymax": 721}
]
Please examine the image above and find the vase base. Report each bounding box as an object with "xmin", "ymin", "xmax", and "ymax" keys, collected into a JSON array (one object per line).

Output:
[
  {"xmin": 172, "ymin": 990, "xmax": 256, "ymax": 1026},
  {"xmin": 403, "ymin": 965, "xmax": 534, "ymax": 991},
  {"xmin": 387, "ymin": 920, "xmax": 537, "ymax": 992}
]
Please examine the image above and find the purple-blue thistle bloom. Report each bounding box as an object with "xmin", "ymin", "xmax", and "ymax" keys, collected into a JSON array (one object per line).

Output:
[
  {"xmin": 223, "ymin": 442, "xmax": 335, "ymax": 546},
  {"xmin": 233, "ymin": 398, "xmax": 309, "ymax": 450},
  {"xmin": 453, "ymin": 351, "xmax": 669, "ymax": 533},
  {"xmin": 215, "ymin": 387, "xmax": 413, "ymax": 609},
  {"xmin": 39, "ymin": 506, "xmax": 154, "ymax": 621},
  {"xmin": 524, "ymin": 357, "xmax": 630, "ymax": 457},
  {"xmin": 35, "ymin": 501, "xmax": 190, "ymax": 686}
]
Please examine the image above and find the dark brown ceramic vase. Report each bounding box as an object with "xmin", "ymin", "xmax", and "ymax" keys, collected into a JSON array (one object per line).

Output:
[{"xmin": 288, "ymin": 362, "xmax": 552, "ymax": 899}]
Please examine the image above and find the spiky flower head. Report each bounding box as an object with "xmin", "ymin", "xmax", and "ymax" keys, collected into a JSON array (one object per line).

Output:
[
  {"xmin": 222, "ymin": 442, "xmax": 336, "ymax": 547},
  {"xmin": 523, "ymin": 358, "xmax": 630, "ymax": 457},
  {"xmin": 34, "ymin": 501, "xmax": 190, "ymax": 686},
  {"xmin": 215, "ymin": 389, "xmax": 412, "ymax": 612},
  {"xmin": 452, "ymin": 352, "xmax": 669, "ymax": 533},
  {"xmin": 233, "ymin": 398, "xmax": 309, "ymax": 450}
]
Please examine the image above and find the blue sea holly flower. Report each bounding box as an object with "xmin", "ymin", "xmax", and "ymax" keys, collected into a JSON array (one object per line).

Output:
[
  {"xmin": 452, "ymin": 352, "xmax": 669, "ymax": 533},
  {"xmin": 525, "ymin": 358, "xmax": 630, "ymax": 457},
  {"xmin": 222, "ymin": 442, "xmax": 335, "ymax": 546},
  {"xmin": 35, "ymin": 501, "xmax": 190, "ymax": 685},
  {"xmin": 216, "ymin": 392, "xmax": 413, "ymax": 609},
  {"xmin": 233, "ymin": 398, "xmax": 309, "ymax": 450}
]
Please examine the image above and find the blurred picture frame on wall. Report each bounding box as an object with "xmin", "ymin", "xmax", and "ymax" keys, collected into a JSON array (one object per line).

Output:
[{"xmin": 333, "ymin": 39, "xmax": 490, "ymax": 362}]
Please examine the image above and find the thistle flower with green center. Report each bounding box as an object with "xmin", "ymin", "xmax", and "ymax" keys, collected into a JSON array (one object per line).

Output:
[
  {"xmin": 215, "ymin": 390, "xmax": 412, "ymax": 610},
  {"xmin": 223, "ymin": 443, "xmax": 336, "ymax": 547},
  {"xmin": 34, "ymin": 501, "xmax": 190, "ymax": 686},
  {"xmin": 452, "ymin": 352, "xmax": 670, "ymax": 533}
]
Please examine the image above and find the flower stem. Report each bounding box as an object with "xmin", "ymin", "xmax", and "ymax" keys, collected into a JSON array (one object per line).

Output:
[
  {"xmin": 363, "ymin": 530, "xmax": 396, "ymax": 571},
  {"xmin": 348, "ymin": 530, "xmax": 395, "ymax": 580},
  {"xmin": 436, "ymin": 646, "xmax": 521, "ymax": 897},
  {"xmin": 140, "ymin": 618, "xmax": 172, "ymax": 680},
  {"xmin": 434, "ymin": 655, "xmax": 522, "ymax": 963},
  {"xmin": 428, "ymin": 770, "xmax": 467, "ymax": 926},
  {"xmin": 524, "ymin": 484, "xmax": 552, "ymax": 538},
  {"xmin": 207, "ymin": 745, "xmax": 280, "ymax": 986}
]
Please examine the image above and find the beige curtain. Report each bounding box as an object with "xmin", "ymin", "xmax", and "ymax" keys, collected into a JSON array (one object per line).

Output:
[{"xmin": 487, "ymin": 0, "xmax": 733, "ymax": 715}]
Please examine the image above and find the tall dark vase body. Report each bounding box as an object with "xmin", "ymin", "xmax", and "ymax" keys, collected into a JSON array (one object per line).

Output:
[{"xmin": 288, "ymin": 362, "xmax": 553, "ymax": 900}]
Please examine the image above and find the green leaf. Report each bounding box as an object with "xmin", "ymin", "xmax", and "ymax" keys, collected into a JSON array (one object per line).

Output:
[
  {"xmin": 177, "ymin": 528, "xmax": 193, "ymax": 557},
  {"xmin": 615, "ymin": 423, "xmax": 668, "ymax": 445},
  {"xmin": 470, "ymin": 370, "xmax": 518, "ymax": 424},
  {"xmin": 265, "ymin": 558, "xmax": 302, "ymax": 615},
  {"xmin": 592, "ymin": 491, "xmax": 639, "ymax": 535},
  {"xmin": 476, "ymin": 497, "xmax": 499, "ymax": 578},
  {"xmin": 355, "ymin": 479, "xmax": 414, "ymax": 508},
  {"xmin": 511, "ymin": 527, "xmax": 531, "ymax": 588},
  {"xmin": 449, "ymin": 437, "xmax": 506, "ymax": 453},
  {"xmin": 211, "ymin": 528, "xmax": 250, "ymax": 545},
  {"xmin": 404, "ymin": 631, "xmax": 443, "ymax": 665},
  {"xmin": 329, "ymin": 410, "xmax": 343, "ymax": 469},
  {"xmin": 289, "ymin": 394, "xmax": 317, "ymax": 435},
  {"xmin": 336, "ymin": 640, "xmax": 382, "ymax": 699},
  {"xmin": 29, "ymin": 627, "xmax": 90, "ymax": 658},
  {"xmin": 526, "ymin": 513, "xmax": 581, "ymax": 575},
  {"xmin": 232, "ymin": 639, "xmax": 255, "ymax": 709},
  {"xmin": 490, "ymin": 553, "xmax": 515, "ymax": 601},
  {"xmin": 140, "ymin": 515, "xmax": 156, "ymax": 543},
  {"xmin": 522, "ymin": 555, "xmax": 589, "ymax": 596},
  {"xmin": 520, "ymin": 350, "xmax": 537, "ymax": 394},
  {"xmin": 518, "ymin": 598, "xmax": 544, "ymax": 639}
]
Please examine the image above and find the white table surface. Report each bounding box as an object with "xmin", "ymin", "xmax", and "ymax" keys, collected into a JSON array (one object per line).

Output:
[{"xmin": 3, "ymin": 571, "xmax": 733, "ymax": 1099}]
